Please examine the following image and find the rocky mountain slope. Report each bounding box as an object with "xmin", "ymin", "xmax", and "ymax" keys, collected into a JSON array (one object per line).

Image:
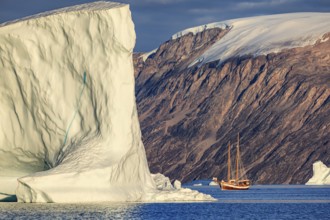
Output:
[{"xmin": 134, "ymin": 13, "xmax": 330, "ymax": 184}]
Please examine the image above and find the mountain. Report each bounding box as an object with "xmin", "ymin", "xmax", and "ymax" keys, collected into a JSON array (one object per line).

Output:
[
  {"xmin": 134, "ymin": 13, "xmax": 330, "ymax": 184},
  {"xmin": 0, "ymin": 1, "xmax": 213, "ymax": 203}
]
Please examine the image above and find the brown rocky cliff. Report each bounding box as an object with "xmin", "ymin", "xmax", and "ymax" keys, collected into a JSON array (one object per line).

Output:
[{"xmin": 134, "ymin": 30, "xmax": 330, "ymax": 184}]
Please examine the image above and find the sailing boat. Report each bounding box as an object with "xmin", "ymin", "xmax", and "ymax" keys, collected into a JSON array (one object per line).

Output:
[{"xmin": 219, "ymin": 134, "xmax": 250, "ymax": 190}]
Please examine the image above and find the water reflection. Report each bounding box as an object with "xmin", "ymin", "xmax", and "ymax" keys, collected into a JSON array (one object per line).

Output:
[
  {"xmin": 0, "ymin": 202, "xmax": 141, "ymax": 219},
  {"xmin": 1, "ymin": 185, "xmax": 330, "ymax": 219}
]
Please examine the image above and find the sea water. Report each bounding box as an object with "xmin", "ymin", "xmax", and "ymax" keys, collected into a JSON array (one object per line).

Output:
[{"xmin": 1, "ymin": 182, "xmax": 329, "ymax": 219}]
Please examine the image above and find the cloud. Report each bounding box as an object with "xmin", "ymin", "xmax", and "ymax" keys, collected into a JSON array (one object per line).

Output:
[
  {"xmin": 236, "ymin": 0, "xmax": 297, "ymax": 10},
  {"xmin": 140, "ymin": 0, "xmax": 187, "ymax": 4},
  {"xmin": 194, "ymin": 16, "xmax": 220, "ymax": 25},
  {"xmin": 121, "ymin": 0, "xmax": 189, "ymax": 6},
  {"xmin": 188, "ymin": 8, "xmax": 222, "ymax": 14}
]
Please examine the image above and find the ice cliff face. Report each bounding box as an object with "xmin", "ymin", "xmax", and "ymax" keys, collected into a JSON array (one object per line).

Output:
[
  {"xmin": 0, "ymin": 1, "xmax": 214, "ymax": 203},
  {"xmin": 0, "ymin": 1, "xmax": 154, "ymax": 203},
  {"xmin": 306, "ymin": 161, "xmax": 330, "ymax": 185}
]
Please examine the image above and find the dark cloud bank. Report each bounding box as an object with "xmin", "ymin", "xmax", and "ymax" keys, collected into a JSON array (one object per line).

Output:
[{"xmin": 1, "ymin": 0, "xmax": 330, "ymax": 51}]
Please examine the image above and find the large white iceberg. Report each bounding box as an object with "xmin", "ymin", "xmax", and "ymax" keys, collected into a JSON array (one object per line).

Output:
[
  {"xmin": 306, "ymin": 161, "xmax": 330, "ymax": 185},
  {"xmin": 0, "ymin": 1, "xmax": 214, "ymax": 203}
]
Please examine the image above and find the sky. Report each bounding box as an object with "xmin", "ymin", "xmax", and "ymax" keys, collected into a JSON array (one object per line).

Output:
[{"xmin": 1, "ymin": 0, "xmax": 330, "ymax": 52}]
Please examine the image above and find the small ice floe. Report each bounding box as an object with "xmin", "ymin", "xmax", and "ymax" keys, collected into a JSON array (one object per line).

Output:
[
  {"xmin": 193, "ymin": 183, "xmax": 203, "ymax": 186},
  {"xmin": 146, "ymin": 173, "xmax": 216, "ymax": 201},
  {"xmin": 209, "ymin": 181, "xmax": 218, "ymax": 186},
  {"xmin": 306, "ymin": 161, "xmax": 330, "ymax": 185},
  {"xmin": 173, "ymin": 180, "xmax": 182, "ymax": 189},
  {"xmin": 209, "ymin": 177, "xmax": 219, "ymax": 186}
]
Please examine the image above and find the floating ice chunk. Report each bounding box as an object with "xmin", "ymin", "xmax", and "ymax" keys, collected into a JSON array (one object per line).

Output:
[
  {"xmin": 173, "ymin": 180, "xmax": 181, "ymax": 189},
  {"xmin": 144, "ymin": 174, "xmax": 215, "ymax": 201},
  {"xmin": 151, "ymin": 173, "xmax": 174, "ymax": 190},
  {"xmin": 209, "ymin": 181, "xmax": 218, "ymax": 186},
  {"xmin": 306, "ymin": 161, "xmax": 330, "ymax": 185},
  {"xmin": 193, "ymin": 183, "xmax": 203, "ymax": 186}
]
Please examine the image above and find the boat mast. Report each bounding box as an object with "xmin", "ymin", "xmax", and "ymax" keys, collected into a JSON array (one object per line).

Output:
[
  {"xmin": 236, "ymin": 133, "xmax": 240, "ymax": 182},
  {"xmin": 228, "ymin": 142, "xmax": 231, "ymax": 181}
]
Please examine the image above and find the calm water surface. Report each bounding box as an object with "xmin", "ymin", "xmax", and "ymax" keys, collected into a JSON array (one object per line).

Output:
[{"xmin": 1, "ymin": 182, "xmax": 329, "ymax": 219}]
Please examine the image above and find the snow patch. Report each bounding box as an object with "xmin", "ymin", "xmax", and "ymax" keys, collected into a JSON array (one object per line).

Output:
[
  {"xmin": 172, "ymin": 22, "xmax": 230, "ymax": 40},
  {"xmin": 141, "ymin": 48, "xmax": 157, "ymax": 62},
  {"xmin": 320, "ymin": 37, "xmax": 329, "ymax": 43},
  {"xmin": 306, "ymin": 161, "xmax": 330, "ymax": 185},
  {"xmin": 187, "ymin": 13, "xmax": 330, "ymax": 66}
]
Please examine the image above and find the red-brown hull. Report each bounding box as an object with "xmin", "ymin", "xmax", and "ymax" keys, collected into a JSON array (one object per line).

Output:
[{"xmin": 220, "ymin": 181, "xmax": 250, "ymax": 190}]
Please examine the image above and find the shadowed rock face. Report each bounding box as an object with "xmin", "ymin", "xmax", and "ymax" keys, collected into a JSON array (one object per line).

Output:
[{"xmin": 134, "ymin": 29, "xmax": 330, "ymax": 184}]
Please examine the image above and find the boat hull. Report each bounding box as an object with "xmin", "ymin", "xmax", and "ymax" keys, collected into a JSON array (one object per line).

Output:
[{"xmin": 220, "ymin": 181, "xmax": 250, "ymax": 190}]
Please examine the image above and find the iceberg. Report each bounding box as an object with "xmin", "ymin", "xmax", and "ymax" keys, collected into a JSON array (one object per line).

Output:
[
  {"xmin": 145, "ymin": 174, "xmax": 214, "ymax": 201},
  {"xmin": 209, "ymin": 181, "xmax": 218, "ymax": 186},
  {"xmin": 306, "ymin": 161, "xmax": 330, "ymax": 185},
  {"xmin": 0, "ymin": 1, "xmax": 214, "ymax": 202}
]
